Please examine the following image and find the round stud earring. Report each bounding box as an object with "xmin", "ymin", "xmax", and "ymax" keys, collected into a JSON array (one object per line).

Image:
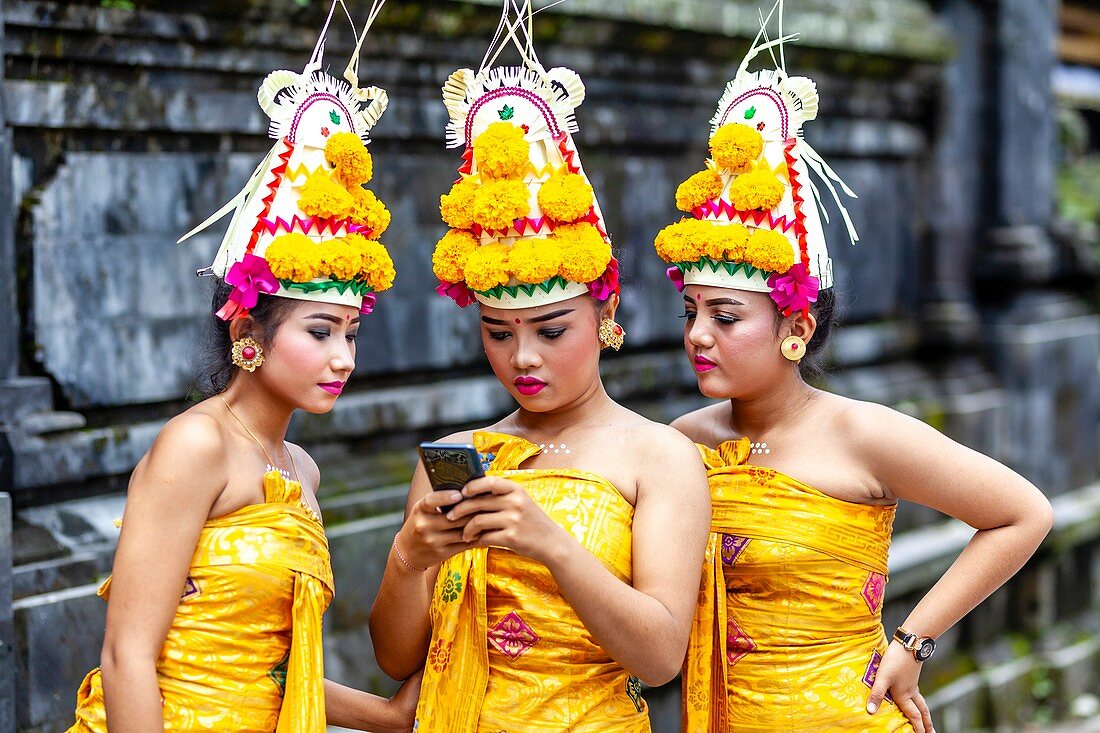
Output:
[
  {"xmin": 231, "ymin": 336, "xmax": 265, "ymax": 372},
  {"xmin": 598, "ymin": 318, "xmax": 625, "ymax": 351},
  {"xmin": 781, "ymin": 335, "xmax": 805, "ymax": 363}
]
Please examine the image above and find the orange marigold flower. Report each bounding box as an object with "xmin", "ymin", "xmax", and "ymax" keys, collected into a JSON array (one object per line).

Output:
[
  {"xmin": 508, "ymin": 237, "xmax": 562, "ymax": 284},
  {"xmin": 729, "ymin": 169, "xmax": 785, "ymax": 211},
  {"xmin": 360, "ymin": 236, "xmax": 396, "ymax": 291},
  {"xmin": 703, "ymin": 223, "xmax": 750, "ymax": 262},
  {"xmin": 432, "ymin": 229, "xmax": 479, "ymax": 283},
  {"xmin": 464, "ymin": 242, "xmax": 512, "ymax": 291},
  {"xmin": 675, "ymin": 170, "xmax": 723, "ymax": 212},
  {"xmin": 350, "ymin": 187, "xmax": 391, "ymax": 238},
  {"xmin": 265, "ymin": 232, "xmax": 323, "ymax": 282},
  {"xmin": 745, "ymin": 229, "xmax": 795, "ymax": 274},
  {"xmin": 474, "ymin": 122, "xmax": 529, "ymax": 180},
  {"xmin": 537, "ymin": 172, "xmax": 594, "ymax": 222},
  {"xmin": 653, "ymin": 218, "xmax": 709, "ymax": 263},
  {"xmin": 472, "ymin": 179, "xmax": 529, "ymax": 231},
  {"xmin": 709, "ymin": 123, "xmax": 763, "ymax": 172},
  {"xmin": 325, "ymin": 132, "xmax": 373, "ymax": 187},
  {"xmin": 299, "ymin": 170, "xmax": 354, "ymax": 220},
  {"xmin": 554, "ymin": 222, "xmax": 611, "ymax": 283},
  {"xmin": 440, "ymin": 178, "xmax": 479, "ymax": 230}
]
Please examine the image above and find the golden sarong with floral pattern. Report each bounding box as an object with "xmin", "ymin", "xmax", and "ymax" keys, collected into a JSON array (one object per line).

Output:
[
  {"xmin": 682, "ymin": 438, "xmax": 913, "ymax": 732},
  {"xmin": 68, "ymin": 470, "xmax": 334, "ymax": 732},
  {"xmin": 414, "ymin": 431, "xmax": 651, "ymax": 732}
]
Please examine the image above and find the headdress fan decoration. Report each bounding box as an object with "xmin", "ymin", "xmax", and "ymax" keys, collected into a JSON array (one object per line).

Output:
[
  {"xmin": 653, "ymin": 0, "xmax": 858, "ymax": 317},
  {"xmin": 431, "ymin": 0, "xmax": 619, "ymax": 310},
  {"xmin": 178, "ymin": 0, "xmax": 395, "ymax": 320}
]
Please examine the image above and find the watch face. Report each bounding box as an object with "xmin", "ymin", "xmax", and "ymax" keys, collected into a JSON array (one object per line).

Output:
[{"xmin": 915, "ymin": 638, "xmax": 936, "ymax": 661}]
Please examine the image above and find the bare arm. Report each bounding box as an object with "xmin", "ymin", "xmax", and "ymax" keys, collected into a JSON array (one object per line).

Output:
[
  {"xmin": 854, "ymin": 403, "xmax": 1052, "ymax": 729},
  {"xmin": 323, "ymin": 671, "xmax": 421, "ymax": 733},
  {"xmin": 100, "ymin": 415, "xmax": 229, "ymax": 732},
  {"xmin": 369, "ymin": 432, "xmax": 475, "ymax": 680},
  {"xmin": 455, "ymin": 428, "xmax": 711, "ymax": 685}
]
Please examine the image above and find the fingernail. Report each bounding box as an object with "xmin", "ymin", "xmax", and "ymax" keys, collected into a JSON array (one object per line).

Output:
[
  {"xmin": 446, "ymin": 512, "xmax": 455, "ymax": 521},
  {"xmin": 867, "ymin": 703, "xmax": 878, "ymax": 714}
]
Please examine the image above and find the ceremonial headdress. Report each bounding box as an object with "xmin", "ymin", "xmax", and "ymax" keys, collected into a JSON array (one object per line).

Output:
[
  {"xmin": 653, "ymin": 0, "xmax": 857, "ymax": 316},
  {"xmin": 431, "ymin": 0, "xmax": 618, "ymax": 309},
  {"xmin": 180, "ymin": 0, "xmax": 395, "ymax": 319}
]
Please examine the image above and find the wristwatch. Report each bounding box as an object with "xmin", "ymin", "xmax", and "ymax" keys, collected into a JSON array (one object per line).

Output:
[{"xmin": 893, "ymin": 627, "xmax": 936, "ymax": 661}]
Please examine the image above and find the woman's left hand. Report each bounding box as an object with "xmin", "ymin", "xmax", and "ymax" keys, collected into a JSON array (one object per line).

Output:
[
  {"xmin": 447, "ymin": 475, "xmax": 564, "ymax": 564},
  {"xmin": 866, "ymin": 640, "xmax": 934, "ymax": 733}
]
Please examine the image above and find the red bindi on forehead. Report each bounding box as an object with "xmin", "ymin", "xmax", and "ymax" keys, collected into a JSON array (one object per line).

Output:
[
  {"xmin": 695, "ymin": 294, "xmax": 701, "ymax": 300},
  {"xmin": 514, "ymin": 318, "xmax": 522, "ymax": 324}
]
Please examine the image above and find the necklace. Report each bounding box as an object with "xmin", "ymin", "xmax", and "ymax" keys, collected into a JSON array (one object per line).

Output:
[
  {"xmin": 220, "ymin": 396, "xmax": 300, "ymax": 483},
  {"xmin": 537, "ymin": 442, "xmax": 571, "ymax": 455},
  {"xmin": 750, "ymin": 441, "xmax": 771, "ymax": 456}
]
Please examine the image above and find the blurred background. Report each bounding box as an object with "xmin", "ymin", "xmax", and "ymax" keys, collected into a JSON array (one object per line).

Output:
[{"xmin": 0, "ymin": 0, "xmax": 1098, "ymax": 731}]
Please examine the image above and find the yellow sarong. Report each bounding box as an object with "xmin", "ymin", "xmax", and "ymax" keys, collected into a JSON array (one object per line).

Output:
[
  {"xmin": 414, "ymin": 431, "xmax": 651, "ymax": 732},
  {"xmin": 68, "ymin": 470, "xmax": 334, "ymax": 732},
  {"xmin": 683, "ymin": 439, "xmax": 913, "ymax": 732}
]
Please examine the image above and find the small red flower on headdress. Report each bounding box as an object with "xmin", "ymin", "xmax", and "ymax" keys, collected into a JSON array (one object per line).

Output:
[
  {"xmin": 767, "ymin": 262, "xmax": 819, "ymax": 316},
  {"xmin": 217, "ymin": 254, "xmax": 280, "ymax": 320},
  {"xmin": 665, "ymin": 265, "xmax": 686, "ymax": 293},
  {"xmin": 587, "ymin": 257, "xmax": 620, "ymax": 301},
  {"xmin": 435, "ymin": 279, "xmax": 476, "ymax": 308}
]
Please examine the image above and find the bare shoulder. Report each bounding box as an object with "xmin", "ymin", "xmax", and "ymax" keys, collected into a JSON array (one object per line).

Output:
[
  {"xmin": 669, "ymin": 401, "xmax": 729, "ymax": 446},
  {"xmin": 830, "ymin": 395, "xmax": 940, "ymax": 454},
  {"xmin": 286, "ymin": 442, "xmax": 320, "ymax": 493},
  {"xmin": 130, "ymin": 407, "xmax": 229, "ymax": 505}
]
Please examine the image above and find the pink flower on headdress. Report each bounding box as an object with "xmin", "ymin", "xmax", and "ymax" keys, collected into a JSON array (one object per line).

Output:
[
  {"xmin": 435, "ymin": 280, "xmax": 475, "ymax": 308},
  {"xmin": 360, "ymin": 293, "xmax": 377, "ymax": 315},
  {"xmin": 666, "ymin": 265, "xmax": 686, "ymax": 293},
  {"xmin": 768, "ymin": 262, "xmax": 819, "ymax": 316},
  {"xmin": 587, "ymin": 257, "xmax": 620, "ymax": 301},
  {"xmin": 216, "ymin": 254, "xmax": 280, "ymax": 320}
]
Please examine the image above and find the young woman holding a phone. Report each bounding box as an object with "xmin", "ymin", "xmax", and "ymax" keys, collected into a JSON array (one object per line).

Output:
[
  {"xmin": 368, "ymin": 12, "xmax": 710, "ymax": 731},
  {"xmin": 652, "ymin": 11, "xmax": 1052, "ymax": 732}
]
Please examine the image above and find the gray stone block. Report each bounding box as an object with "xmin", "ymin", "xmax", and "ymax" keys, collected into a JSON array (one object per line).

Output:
[
  {"xmin": 0, "ymin": 493, "xmax": 15, "ymax": 733},
  {"xmin": 13, "ymin": 584, "xmax": 105, "ymax": 731}
]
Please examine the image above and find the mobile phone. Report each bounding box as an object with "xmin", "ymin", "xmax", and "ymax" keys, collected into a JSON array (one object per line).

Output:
[{"xmin": 417, "ymin": 442, "xmax": 486, "ymax": 512}]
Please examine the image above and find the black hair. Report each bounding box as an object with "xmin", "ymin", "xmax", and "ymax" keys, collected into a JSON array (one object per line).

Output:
[
  {"xmin": 780, "ymin": 287, "xmax": 836, "ymax": 381},
  {"xmin": 192, "ymin": 281, "xmax": 297, "ymax": 400}
]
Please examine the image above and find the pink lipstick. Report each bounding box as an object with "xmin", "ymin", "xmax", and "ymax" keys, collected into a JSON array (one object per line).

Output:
[
  {"xmin": 694, "ymin": 355, "xmax": 717, "ymax": 373},
  {"xmin": 318, "ymin": 381, "xmax": 344, "ymax": 395},
  {"xmin": 514, "ymin": 376, "xmax": 547, "ymax": 396}
]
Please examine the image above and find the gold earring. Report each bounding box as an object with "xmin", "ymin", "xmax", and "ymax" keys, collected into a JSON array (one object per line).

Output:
[
  {"xmin": 781, "ymin": 335, "xmax": 805, "ymax": 362},
  {"xmin": 231, "ymin": 337, "xmax": 264, "ymax": 372},
  {"xmin": 599, "ymin": 318, "xmax": 625, "ymax": 351}
]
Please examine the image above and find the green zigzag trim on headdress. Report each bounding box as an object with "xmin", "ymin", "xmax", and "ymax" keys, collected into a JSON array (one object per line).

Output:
[
  {"xmin": 675, "ymin": 257, "xmax": 773, "ymax": 281},
  {"xmin": 279, "ymin": 278, "xmax": 376, "ymax": 296},
  {"xmin": 473, "ymin": 274, "xmax": 573, "ymax": 300}
]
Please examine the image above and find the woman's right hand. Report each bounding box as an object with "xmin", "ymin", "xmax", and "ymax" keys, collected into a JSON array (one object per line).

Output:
[{"xmin": 394, "ymin": 488, "xmax": 473, "ymax": 570}]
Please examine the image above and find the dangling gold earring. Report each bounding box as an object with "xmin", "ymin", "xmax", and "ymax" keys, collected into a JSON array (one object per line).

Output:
[
  {"xmin": 231, "ymin": 337, "xmax": 265, "ymax": 372},
  {"xmin": 781, "ymin": 335, "xmax": 805, "ymax": 363},
  {"xmin": 599, "ymin": 318, "xmax": 625, "ymax": 351}
]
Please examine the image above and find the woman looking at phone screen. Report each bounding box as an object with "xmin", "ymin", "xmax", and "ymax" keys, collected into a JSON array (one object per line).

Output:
[{"xmin": 368, "ymin": 9, "xmax": 710, "ymax": 731}]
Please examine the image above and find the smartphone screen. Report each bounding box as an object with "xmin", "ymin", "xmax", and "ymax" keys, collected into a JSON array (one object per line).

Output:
[{"xmin": 418, "ymin": 443, "xmax": 486, "ymax": 507}]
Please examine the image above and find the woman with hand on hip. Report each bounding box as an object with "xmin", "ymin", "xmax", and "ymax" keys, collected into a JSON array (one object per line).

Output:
[
  {"xmin": 68, "ymin": 8, "xmax": 419, "ymax": 730},
  {"xmin": 369, "ymin": 5, "xmax": 710, "ymax": 731},
  {"xmin": 653, "ymin": 5, "xmax": 1052, "ymax": 732}
]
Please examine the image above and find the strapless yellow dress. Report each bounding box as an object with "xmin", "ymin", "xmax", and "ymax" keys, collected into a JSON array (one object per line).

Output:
[
  {"xmin": 68, "ymin": 469, "xmax": 334, "ymax": 732},
  {"xmin": 683, "ymin": 438, "xmax": 913, "ymax": 732},
  {"xmin": 414, "ymin": 431, "xmax": 651, "ymax": 732}
]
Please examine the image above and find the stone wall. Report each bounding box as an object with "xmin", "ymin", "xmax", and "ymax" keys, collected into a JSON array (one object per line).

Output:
[{"xmin": 1, "ymin": 0, "xmax": 1098, "ymax": 731}]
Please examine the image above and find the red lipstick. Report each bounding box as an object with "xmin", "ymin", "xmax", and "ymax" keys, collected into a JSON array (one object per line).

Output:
[
  {"xmin": 693, "ymin": 355, "xmax": 717, "ymax": 373},
  {"xmin": 318, "ymin": 381, "xmax": 345, "ymax": 395},
  {"xmin": 514, "ymin": 376, "xmax": 547, "ymax": 396}
]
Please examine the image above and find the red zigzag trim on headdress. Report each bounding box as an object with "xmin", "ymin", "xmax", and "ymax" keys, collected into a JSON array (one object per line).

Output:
[
  {"xmin": 247, "ymin": 138, "xmax": 295, "ymax": 254},
  {"xmin": 472, "ymin": 207, "xmax": 608, "ymax": 239},
  {"xmin": 783, "ymin": 139, "xmax": 811, "ymax": 268},
  {"xmin": 693, "ymin": 199, "xmax": 799, "ymax": 234},
  {"xmin": 257, "ymin": 215, "xmax": 370, "ymax": 237}
]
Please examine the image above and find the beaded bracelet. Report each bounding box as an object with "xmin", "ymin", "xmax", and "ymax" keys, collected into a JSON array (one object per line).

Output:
[{"xmin": 392, "ymin": 535, "xmax": 427, "ymax": 573}]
